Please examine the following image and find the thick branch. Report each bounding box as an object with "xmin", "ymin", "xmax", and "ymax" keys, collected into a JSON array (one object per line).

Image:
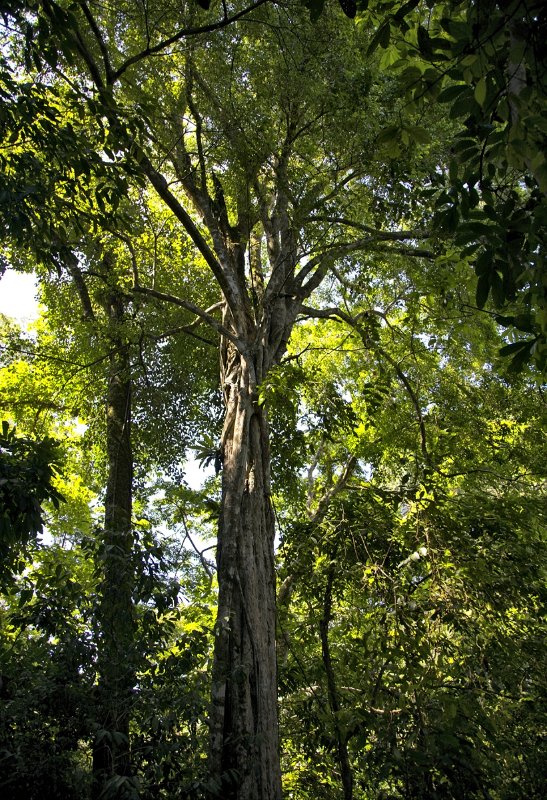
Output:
[
  {"xmin": 78, "ymin": 1, "xmax": 114, "ymax": 84},
  {"xmin": 132, "ymin": 285, "xmax": 246, "ymax": 351},
  {"xmin": 132, "ymin": 147, "xmax": 244, "ymax": 313},
  {"xmin": 264, "ymin": 123, "xmax": 298, "ymax": 301},
  {"xmin": 307, "ymin": 216, "xmax": 431, "ymax": 241},
  {"xmin": 298, "ymin": 305, "xmax": 351, "ymax": 324},
  {"xmin": 111, "ymin": 0, "xmax": 272, "ymax": 83},
  {"xmin": 59, "ymin": 248, "xmax": 96, "ymax": 321},
  {"xmin": 185, "ymin": 65, "xmax": 208, "ymax": 193}
]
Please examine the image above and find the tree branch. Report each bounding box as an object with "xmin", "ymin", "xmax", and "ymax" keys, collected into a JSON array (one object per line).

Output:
[
  {"xmin": 111, "ymin": 0, "xmax": 272, "ymax": 83},
  {"xmin": 375, "ymin": 344, "xmax": 430, "ymax": 465},
  {"xmin": 131, "ymin": 145, "xmax": 244, "ymax": 313},
  {"xmin": 297, "ymin": 306, "xmax": 429, "ymax": 465},
  {"xmin": 78, "ymin": 1, "xmax": 114, "ymax": 84},
  {"xmin": 144, "ymin": 302, "xmax": 224, "ymax": 347},
  {"xmin": 42, "ymin": 0, "xmax": 105, "ymax": 89},
  {"xmin": 310, "ymin": 456, "xmax": 358, "ymax": 525},
  {"xmin": 307, "ymin": 216, "xmax": 431, "ymax": 241},
  {"xmin": 132, "ymin": 285, "xmax": 246, "ymax": 351}
]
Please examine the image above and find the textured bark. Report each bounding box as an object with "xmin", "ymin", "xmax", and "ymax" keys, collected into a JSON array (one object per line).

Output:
[
  {"xmin": 92, "ymin": 292, "xmax": 136, "ymax": 799},
  {"xmin": 161, "ymin": 83, "xmax": 314, "ymax": 797},
  {"xmin": 208, "ymin": 336, "xmax": 282, "ymax": 799}
]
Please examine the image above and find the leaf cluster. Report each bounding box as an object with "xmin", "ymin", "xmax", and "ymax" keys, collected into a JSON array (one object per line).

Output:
[{"xmin": 0, "ymin": 420, "xmax": 64, "ymax": 587}]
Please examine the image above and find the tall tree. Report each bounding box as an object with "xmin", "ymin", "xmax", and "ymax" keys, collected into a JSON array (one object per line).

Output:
[
  {"xmin": 0, "ymin": 300, "xmax": 219, "ymax": 799},
  {"xmin": 2, "ymin": 2, "xmax": 511, "ymax": 798},
  {"xmin": 90, "ymin": 284, "xmax": 136, "ymax": 798}
]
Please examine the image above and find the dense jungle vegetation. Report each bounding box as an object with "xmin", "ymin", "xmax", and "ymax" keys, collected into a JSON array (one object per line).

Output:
[{"xmin": 0, "ymin": 1, "xmax": 545, "ymax": 798}]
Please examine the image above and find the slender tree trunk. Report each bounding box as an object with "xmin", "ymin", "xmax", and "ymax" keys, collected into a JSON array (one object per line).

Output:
[
  {"xmin": 320, "ymin": 565, "xmax": 353, "ymax": 800},
  {"xmin": 92, "ymin": 291, "xmax": 136, "ymax": 799},
  {"xmin": 208, "ymin": 338, "xmax": 282, "ymax": 799}
]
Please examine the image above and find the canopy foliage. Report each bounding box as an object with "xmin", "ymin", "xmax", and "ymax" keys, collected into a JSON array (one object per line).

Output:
[{"xmin": 0, "ymin": 1, "xmax": 545, "ymax": 799}]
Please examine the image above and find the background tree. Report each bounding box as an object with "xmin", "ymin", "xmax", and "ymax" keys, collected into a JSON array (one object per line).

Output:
[
  {"xmin": 1, "ymin": 1, "xmax": 545, "ymax": 799},
  {"xmin": 0, "ymin": 270, "xmax": 218, "ymax": 799}
]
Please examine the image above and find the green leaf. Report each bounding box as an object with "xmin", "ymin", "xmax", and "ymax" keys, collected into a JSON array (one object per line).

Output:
[
  {"xmin": 408, "ymin": 126, "xmax": 430, "ymax": 145},
  {"xmin": 393, "ymin": 0, "xmax": 420, "ymax": 24},
  {"xmin": 474, "ymin": 76, "xmax": 487, "ymax": 107},
  {"xmin": 440, "ymin": 18, "xmax": 471, "ymax": 41},
  {"xmin": 339, "ymin": 0, "xmax": 357, "ymax": 19},
  {"xmin": 474, "ymin": 249, "xmax": 493, "ymax": 276},
  {"xmin": 498, "ymin": 340, "xmax": 529, "ymax": 357},
  {"xmin": 475, "ymin": 273, "xmax": 491, "ymax": 308},
  {"xmin": 490, "ymin": 269, "xmax": 505, "ymax": 306},
  {"xmin": 449, "ymin": 90, "xmax": 476, "ymax": 119},
  {"xmin": 498, "ymin": 340, "xmax": 533, "ymax": 372},
  {"xmin": 379, "ymin": 45, "xmax": 400, "ymax": 70},
  {"xmin": 437, "ymin": 84, "xmax": 468, "ymax": 104},
  {"xmin": 305, "ymin": 0, "xmax": 326, "ymax": 23},
  {"xmin": 417, "ymin": 26, "xmax": 433, "ymax": 58},
  {"xmin": 367, "ymin": 21, "xmax": 391, "ymax": 56},
  {"xmin": 18, "ymin": 587, "xmax": 34, "ymax": 606},
  {"xmin": 377, "ymin": 125, "xmax": 400, "ymax": 145}
]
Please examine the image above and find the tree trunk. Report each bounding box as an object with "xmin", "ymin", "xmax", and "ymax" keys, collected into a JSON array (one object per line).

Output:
[
  {"xmin": 92, "ymin": 292, "xmax": 136, "ymax": 799},
  {"xmin": 208, "ymin": 337, "xmax": 282, "ymax": 799},
  {"xmin": 320, "ymin": 565, "xmax": 353, "ymax": 800}
]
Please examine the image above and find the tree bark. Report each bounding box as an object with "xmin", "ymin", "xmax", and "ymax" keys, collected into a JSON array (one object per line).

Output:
[
  {"xmin": 208, "ymin": 330, "xmax": 282, "ymax": 799},
  {"xmin": 92, "ymin": 291, "xmax": 136, "ymax": 799}
]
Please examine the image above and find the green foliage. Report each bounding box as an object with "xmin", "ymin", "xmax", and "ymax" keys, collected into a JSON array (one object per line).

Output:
[
  {"xmin": 0, "ymin": 51, "xmax": 135, "ymax": 271},
  {"xmin": 131, "ymin": 570, "xmax": 216, "ymax": 799},
  {"xmin": 0, "ymin": 2, "xmax": 545, "ymax": 798},
  {"xmin": 356, "ymin": 0, "xmax": 547, "ymax": 370},
  {"xmin": 0, "ymin": 542, "xmax": 96, "ymax": 800},
  {"xmin": 0, "ymin": 420, "xmax": 64, "ymax": 587},
  {"xmin": 276, "ymin": 285, "xmax": 546, "ymax": 797}
]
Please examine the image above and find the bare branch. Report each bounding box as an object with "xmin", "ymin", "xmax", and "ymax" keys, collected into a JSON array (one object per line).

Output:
[
  {"xmin": 133, "ymin": 285, "xmax": 247, "ymax": 352},
  {"xmin": 310, "ymin": 170, "xmax": 363, "ymax": 209},
  {"xmin": 144, "ymin": 301, "xmax": 224, "ymax": 347},
  {"xmin": 180, "ymin": 513, "xmax": 214, "ymax": 579},
  {"xmin": 185, "ymin": 66, "xmax": 208, "ymax": 193}
]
